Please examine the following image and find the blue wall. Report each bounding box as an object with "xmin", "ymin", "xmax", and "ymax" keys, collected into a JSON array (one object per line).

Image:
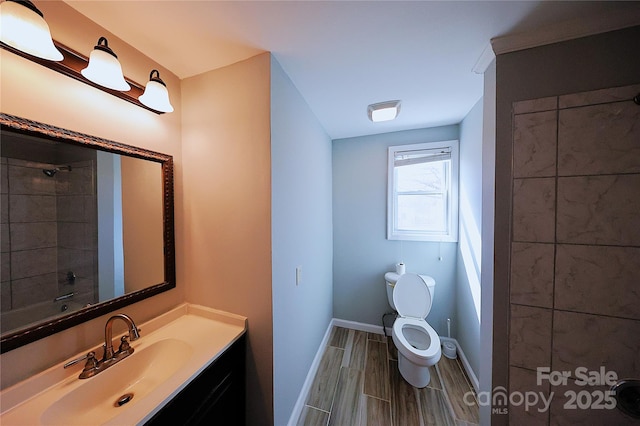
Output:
[
  {"xmin": 333, "ymin": 126, "xmax": 459, "ymax": 336},
  {"xmin": 271, "ymin": 55, "xmax": 484, "ymax": 420},
  {"xmin": 271, "ymin": 56, "xmax": 334, "ymax": 425},
  {"xmin": 456, "ymin": 98, "xmax": 483, "ymax": 378}
]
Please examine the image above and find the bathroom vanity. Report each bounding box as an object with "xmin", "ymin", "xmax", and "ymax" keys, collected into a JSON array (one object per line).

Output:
[
  {"xmin": 0, "ymin": 304, "xmax": 247, "ymax": 426},
  {"xmin": 146, "ymin": 332, "xmax": 245, "ymax": 425}
]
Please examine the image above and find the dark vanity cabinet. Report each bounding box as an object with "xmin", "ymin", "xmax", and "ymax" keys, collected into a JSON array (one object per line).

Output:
[{"xmin": 146, "ymin": 333, "xmax": 246, "ymax": 426}]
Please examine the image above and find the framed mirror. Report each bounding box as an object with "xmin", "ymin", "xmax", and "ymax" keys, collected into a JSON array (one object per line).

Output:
[{"xmin": 0, "ymin": 113, "xmax": 175, "ymax": 353}]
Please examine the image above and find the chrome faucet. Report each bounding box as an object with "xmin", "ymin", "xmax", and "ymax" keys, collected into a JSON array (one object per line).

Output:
[{"xmin": 64, "ymin": 313, "xmax": 141, "ymax": 379}]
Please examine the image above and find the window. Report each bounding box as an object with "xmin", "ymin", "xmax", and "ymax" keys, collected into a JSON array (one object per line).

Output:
[{"xmin": 387, "ymin": 140, "xmax": 459, "ymax": 242}]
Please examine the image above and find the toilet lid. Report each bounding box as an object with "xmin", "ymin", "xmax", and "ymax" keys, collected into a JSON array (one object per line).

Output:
[{"xmin": 393, "ymin": 274, "xmax": 432, "ymax": 318}]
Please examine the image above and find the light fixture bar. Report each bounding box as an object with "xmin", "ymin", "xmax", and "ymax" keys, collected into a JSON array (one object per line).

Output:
[{"xmin": 0, "ymin": 39, "xmax": 164, "ymax": 114}]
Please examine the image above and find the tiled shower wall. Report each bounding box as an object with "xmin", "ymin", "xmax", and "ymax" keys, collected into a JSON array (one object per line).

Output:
[
  {"xmin": 508, "ymin": 83, "xmax": 640, "ymax": 425},
  {"xmin": 1, "ymin": 157, "xmax": 97, "ymax": 332},
  {"xmin": 1, "ymin": 158, "xmax": 59, "ymax": 313},
  {"xmin": 55, "ymin": 160, "xmax": 98, "ymax": 309}
]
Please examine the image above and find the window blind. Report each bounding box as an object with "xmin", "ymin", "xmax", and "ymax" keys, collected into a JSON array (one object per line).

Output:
[{"xmin": 393, "ymin": 147, "xmax": 452, "ymax": 167}]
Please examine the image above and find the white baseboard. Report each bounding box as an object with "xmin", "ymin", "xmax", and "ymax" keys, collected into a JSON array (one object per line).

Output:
[
  {"xmin": 441, "ymin": 337, "xmax": 479, "ymax": 392},
  {"xmin": 287, "ymin": 318, "xmax": 479, "ymax": 425},
  {"xmin": 332, "ymin": 318, "xmax": 387, "ymax": 335},
  {"xmin": 286, "ymin": 319, "xmax": 334, "ymax": 426}
]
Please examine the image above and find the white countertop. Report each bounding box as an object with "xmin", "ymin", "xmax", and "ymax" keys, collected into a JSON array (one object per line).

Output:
[{"xmin": 0, "ymin": 303, "xmax": 247, "ymax": 425}]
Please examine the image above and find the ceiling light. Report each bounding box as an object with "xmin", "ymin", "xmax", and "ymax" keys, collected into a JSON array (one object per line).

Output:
[
  {"xmin": 0, "ymin": 0, "xmax": 63, "ymax": 61},
  {"xmin": 368, "ymin": 100, "xmax": 401, "ymax": 122},
  {"xmin": 81, "ymin": 37, "xmax": 130, "ymax": 91},
  {"xmin": 139, "ymin": 70, "xmax": 174, "ymax": 113}
]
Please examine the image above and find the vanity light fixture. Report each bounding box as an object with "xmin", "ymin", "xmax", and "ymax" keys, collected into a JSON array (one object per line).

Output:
[
  {"xmin": 139, "ymin": 70, "xmax": 174, "ymax": 113},
  {"xmin": 81, "ymin": 37, "xmax": 130, "ymax": 91},
  {"xmin": 368, "ymin": 100, "xmax": 401, "ymax": 122},
  {"xmin": 0, "ymin": 2, "xmax": 173, "ymax": 114},
  {"xmin": 0, "ymin": 0, "xmax": 63, "ymax": 61}
]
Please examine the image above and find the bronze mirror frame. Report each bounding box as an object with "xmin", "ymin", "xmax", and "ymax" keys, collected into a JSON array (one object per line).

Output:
[{"xmin": 0, "ymin": 113, "xmax": 175, "ymax": 353}]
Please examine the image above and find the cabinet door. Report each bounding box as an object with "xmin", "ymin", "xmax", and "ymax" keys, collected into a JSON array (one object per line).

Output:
[{"xmin": 146, "ymin": 334, "xmax": 246, "ymax": 426}]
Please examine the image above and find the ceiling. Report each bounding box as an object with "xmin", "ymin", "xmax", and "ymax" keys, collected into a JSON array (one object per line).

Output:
[{"xmin": 64, "ymin": 1, "xmax": 640, "ymax": 140}]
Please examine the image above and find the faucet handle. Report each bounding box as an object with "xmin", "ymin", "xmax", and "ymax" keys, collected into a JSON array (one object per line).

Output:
[
  {"xmin": 64, "ymin": 351, "xmax": 96, "ymax": 369},
  {"xmin": 118, "ymin": 335, "xmax": 131, "ymax": 352}
]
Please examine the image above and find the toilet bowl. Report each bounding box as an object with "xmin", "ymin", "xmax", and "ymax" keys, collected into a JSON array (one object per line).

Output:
[{"xmin": 390, "ymin": 273, "xmax": 441, "ymax": 388}]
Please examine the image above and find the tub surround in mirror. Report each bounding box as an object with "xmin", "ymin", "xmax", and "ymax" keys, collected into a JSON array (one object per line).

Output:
[{"xmin": 0, "ymin": 112, "xmax": 176, "ymax": 353}]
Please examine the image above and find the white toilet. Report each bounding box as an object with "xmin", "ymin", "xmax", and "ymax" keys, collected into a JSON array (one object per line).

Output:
[{"xmin": 385, "ymin": 272, "xmax": 441, "ymax": 388}]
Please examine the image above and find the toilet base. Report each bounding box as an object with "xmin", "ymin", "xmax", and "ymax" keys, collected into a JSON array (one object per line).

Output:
[{"xmin": 398, "ymin": 353, "xmax": 431, "ymax": 388}]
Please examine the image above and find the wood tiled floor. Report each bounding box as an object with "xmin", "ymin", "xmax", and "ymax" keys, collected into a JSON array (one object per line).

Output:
[{"xmin": 297, "ymin": 326, "xmax": 479, "ymax": 426}]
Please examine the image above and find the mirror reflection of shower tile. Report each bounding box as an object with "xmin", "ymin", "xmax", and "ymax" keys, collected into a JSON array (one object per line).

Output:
[
  {"xmin": 1, "ymin": 224, "xmax": 9, "ymax": 253},
  {"xmin": 8, "ymin": 165, "xmax": 56, "ymax": 195},
  {"xmin": 9, "ymin": 195, "xmax": 56, "ymax": 222},
  {"xmin": 57, "ymin": 248, "xmax": 94, "ymax": 279},
  {"xmin": 1, "ymin": 160, "xmax": 8, "ymax": 194},
  {"xmin": 1, "ymin": 252, "xmax": 9, "ymax": 282},
  {"xmin": 10, "ymin": 248, "xmax": 56, "ymax": 280},
  {"xmin": 57, "ymin": 222, "xmax": 92, "ymax": 250},
  {"xmin": 11, "ymin": 272, "xmax": 57, "ymax": 308},
  {"xmin": 0, "ymin": 281, "xmax": 10, "ymax": 311},
  {"xmin": 1, "ymin": 194, "xmax": 8, "ymax": 223},
  {"xmin": 56, "ymin": 195, "xmax": 86, "ymax": 222},
  {"xmin": 9, "ymin": 222, "xmax": 56, "ymax": 251}
]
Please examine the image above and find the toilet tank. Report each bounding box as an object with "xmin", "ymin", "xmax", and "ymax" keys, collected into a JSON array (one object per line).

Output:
[{"xmin": 385, "ymin": 272, "xmax": 435, "ymax": 311}]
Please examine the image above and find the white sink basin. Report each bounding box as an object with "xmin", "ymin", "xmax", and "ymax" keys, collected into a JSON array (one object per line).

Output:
[
  {"xmin": 42, "ymin": 338, "xmax": 192, "ymax": 425},
  {"xmin": 0, "ymin": 304, "xmax": 246, "ymax": 426}
]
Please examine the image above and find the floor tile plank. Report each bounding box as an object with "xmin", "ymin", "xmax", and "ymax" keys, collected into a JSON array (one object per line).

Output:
[
  {"xmin": 297, "ymin": 406, "xmax": 329, "ymax": 426},
  {"xmin": 438, "ymin": 357, "xmax": 479, "ymax": 423},
  {"xmin": 307, "ymin": 346, "xmax": 344, "ymax": 411},
  {"xmin": 329, "ymin": 326, "xmax": 350, "ymax": 348},
  {"xmin": 364, "ymin": 340, "xmax": 390, "ymax": 400},
  {"xmin": 417, "ymin": 387, "xmax": 456, "ymax": 426},
  {"xmin": 348, "ymin": 330, "xmax": 367, "ymax": 370},
  {"xmin": 359, "ymin": 395, "xmax": 392, "ymax": 426},
  {"xmin": 389, "ymin": 360, "xmax": 421, "ymax": 426},
  {"xmin": 328, "ymin": 367, "xmax": 363, "ymax": 426},
  {"xmin": 342, "ymin": 329, "xmax": 355, "ymax": 367},
  {"xmin": 298, "ymin": 326, "xmax": 479, "ymax": 426}
]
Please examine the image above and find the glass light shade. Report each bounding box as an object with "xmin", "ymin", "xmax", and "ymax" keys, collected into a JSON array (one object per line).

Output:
[
  {"xmin": 371, "ymin": 107, "xmax": 398, "ymax": 122},
  {"xmin": 368, "ymin": 100, "xmax": 401, "ymax": 122},
  {"xmin": 0, "ymin": 0, "xmax": 63, "ymax": 61},
  {"xmin": 139, "ymin": 70, "xmax": 174, "ymax": 113},
  {"xmin": 81, "ymin": 37, "xmax": 130, "ymax": 91}
]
